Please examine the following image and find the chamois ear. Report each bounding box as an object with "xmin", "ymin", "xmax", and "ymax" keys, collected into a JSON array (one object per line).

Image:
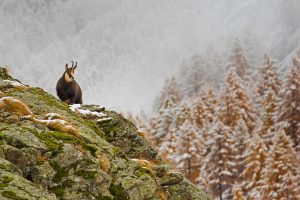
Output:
[{"xmin": 65, "ymin": 63, "xmax": 68, "ymax": 71}]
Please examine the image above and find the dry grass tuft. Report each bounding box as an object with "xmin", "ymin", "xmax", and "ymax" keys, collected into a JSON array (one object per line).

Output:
[
  {"xmin": 157, "ymin": 188, "xmax": 168, "ymax": 200},
  {"xmin": 0, "ymin": 96, "xmax": 33, "ymax": 116},
  {"xmin": 36, "ymin": 155, "xmax": 48, "ymax": 163},
  {"xmin": 96, "ymin": 152, "xmax": 111, "ymax": 173}
]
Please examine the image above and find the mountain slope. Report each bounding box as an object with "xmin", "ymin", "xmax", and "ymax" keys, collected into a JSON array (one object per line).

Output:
[{"xmin": 0, "ymin": 67, "xmax": 210, "ymax": 200}]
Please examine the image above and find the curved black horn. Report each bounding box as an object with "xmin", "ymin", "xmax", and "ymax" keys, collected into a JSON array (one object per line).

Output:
[
  {"xmin": 74, "ymin": 62, "xmax": 78, "ymax": 70},
  {"xmin": 70, "ymin": 61, "xmax": 74, "ymax": 69}
]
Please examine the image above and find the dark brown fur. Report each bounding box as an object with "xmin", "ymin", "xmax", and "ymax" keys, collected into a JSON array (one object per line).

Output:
[{"xmin": 56, "ymin": 62, "xmax": 82, "ymax": 104}]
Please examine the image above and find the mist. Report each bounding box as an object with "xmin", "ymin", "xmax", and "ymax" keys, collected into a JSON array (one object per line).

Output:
[{"xmin": 0, "ymin": 0, "xmax": 300, "ymax": 113}]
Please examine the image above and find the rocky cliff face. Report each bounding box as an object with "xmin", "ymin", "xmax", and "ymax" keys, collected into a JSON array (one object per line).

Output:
[{"xmin": 0, "ymin": 67, "xmax": 210, "ymax": 200}]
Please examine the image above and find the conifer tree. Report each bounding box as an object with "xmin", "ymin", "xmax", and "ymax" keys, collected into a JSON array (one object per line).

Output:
[
  {"xmin": 200, "ymin": 122, "xmax": 238, "ymax": 200},
  {"xmin": 232, "ymin": 185, "xmax": 245, "ymax": 200},
  {"xmin": 159, "ymin": 126, "xmax": 178, "ymax": 162},
  {"xmin": 240, "ymin": 135, "xmax": 268, "ymax": 198},
  {"xmin": 227, "ymin": 40, "xmax": 250, "ymax": 80},
  {"xmin": 159, "ymin": 103, "xmax": 188, "ymax": 163},
  {"xmin": 256, "ymin": 54, "xmax": 282, "ymax": 98},
  {"xmin": 149, "ymin": 100, "xmax": 177, "ymax": 145},
  {"xmin": 176, "ymin": 106, "xmax": 203, "ymax": 182},
  {"xmin": 258, "ymin": 129, "xmax": 300, "ymax": 199},
  {"xmin": 279, "ymin": 57, "xmax": 300, "ymax": 147},
  {"xmin": 217, "ymin": 70, "xmax": 255, "ymax": 133},
  {"xmin": 155, "ymin": 76, "xmax": 181, "ymax": 111},
  {"xmin": 192, "ymin": 97, "xmax": 205, "ymax": 129},
  {"xmin": 149, "ymin": 76, "xmax": 181, "ymax": 145},
  {"xmin": 256, "ymin": 90, "xmax": 280, "ymax": 146},
  {"xmin": 201, "ymin": 88, "xmax": 217, "ymax": 124},
  {"xmin": 159, "ymin": 103, "xmax": 202, "ymax": 182}
]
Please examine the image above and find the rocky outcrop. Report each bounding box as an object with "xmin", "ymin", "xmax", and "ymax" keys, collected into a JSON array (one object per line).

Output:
[{"xmin": 0, "ymin": 67, "xmax": 211, "ymax": 200}]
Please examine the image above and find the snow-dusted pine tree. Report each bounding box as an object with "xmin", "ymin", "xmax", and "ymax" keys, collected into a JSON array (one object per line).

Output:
[
  {"xmin": 240, "ymin": 134, "xmax": 268, "ymax": 198},
  {"xmin": 201, "ymin": 88, "xmax": 217, "ymax": 124},
  {"xmin": 257, "ymin": 129, "xmax": 300, "ymax": 199},
  {"xmin": 149, "ymin": 100, "xmax": 178, "ymax": 145},
  {"xmin": 278, "ymin": 57, "xmax": 300, "ymax": 147},
  {"xmin": 149, "ymin": 76, "xmax": 182, "ymax": 145},
  {"xmin": 227, "ymin": 40, "xmax": 251, "ymax": 80},
  {"xmin": 217, "ymin": 70, "xmax": 255, "ymax": 133},
  {"xmin": 155, "ymin": 76, "xmax": 181, "ymax": 112},
  {"xmin": 199, "ymin": 121, "xmax": 238, "ymax": 200},
  {"xmin": 256, "ymin": 54, "xmax": 282, "ymax": 98},
  {"xmin": 175, "ymin": 103, "xmax": 203, "ymax": 182},
  {"xmin": 232, "ymin": 185, "xmax": 244, "ymax": 200},
  {"xmin": 158, "ymin": 103, "xmax": 188, "ymax": 162},
  {"xmin": 192, "ymin": 96, "xmax": 205, "ymax": 129},
  {"xmin": 256, "ymin": 90, "xmax": 281, "ymax": 146}
]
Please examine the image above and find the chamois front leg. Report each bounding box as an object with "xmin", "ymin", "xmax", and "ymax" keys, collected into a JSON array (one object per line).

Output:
[
  {"xmin": 64, "ymin": 99, "xmax": 71, "ymax": 104},
  {"xmin": 69, "ymin": 96, "xmax": 78, "ymax": 105}
]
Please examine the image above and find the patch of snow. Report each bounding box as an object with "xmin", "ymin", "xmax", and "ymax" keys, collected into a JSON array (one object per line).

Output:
[
  {"xmin": 70, "ymin": 104, "xmax": 107, "ymax": 118},
  {"xmin": 45, "ymin": 113, "xmax": 62, "ymax": 120},
  {"xmin": 96, "ymin": 117, "xmax": 112, "ymax": 122},
  {"xmin": 3, "ymin": 80, "xmax": 26, "ymax": 88},
  {"xmin": 69, "ymin": 104, "xmax": 81, "ymax": 112},
  {"xmin": 220, "ymin": 171, "xmax": 232, "ymax": 176}
]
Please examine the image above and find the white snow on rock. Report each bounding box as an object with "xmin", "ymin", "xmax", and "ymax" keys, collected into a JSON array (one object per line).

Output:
[
  {"xmin": 70, "ymin": 104, "xmax": 107, "ymax": 118},
  {"xmin": 96, "ymin": 117, "xmax": 112, "ymax": 122},
  {"xmin": 2, "ymin": 80, "xmax": 27, "ymax": 88}
]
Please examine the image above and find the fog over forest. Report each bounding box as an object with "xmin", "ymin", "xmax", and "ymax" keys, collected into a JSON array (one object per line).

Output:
[{"xmin": 1, "ymin": 0, "xmax": 300, "ymax": 113}]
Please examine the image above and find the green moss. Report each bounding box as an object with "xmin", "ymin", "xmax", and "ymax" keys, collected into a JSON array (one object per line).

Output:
[
  {"xmin": 34, "ymin": 130, "xmax": 98, "ymax": 157},
  {"xmin": 109, "ymin": 184, "xmax": 129, "ymax": 200},
  {"xmin": 22, "ymin": 127, "xmax": 58, "ymax": 151},
  {"xmin": 96, "ymin": 194, "xmax": 113, "ymax": 200},
  {"xmin": 50, "ymin": 131, "xmax": 77, "ymax": 142},
  {"xmin": 0, "ymin": 176, "xmax": 14, "ymax": 190},
  {"xmin": 105, "ymin": 131, "xmax": 116, "ymax": 143},
  {"xmin": 84, "ymin": 121, "xmax": 104, "ymax": 137},
  {"xmin": 83, "ymin": 144, "xmax": 98, "ymax": 156},
  {"xmin": 62, "ymin": 180, "xmax": 74, "ymax": 188},
  {"xmin": 36, "ymin": 159, "xmax": 45, "ymax": 165},
  {"xmin": 49, "ymin": 180, "xmax": 74, "ymax": 198},
  {"xmin": 74, "ymin": 170, "xmax": 97, "ymax": 179},
  {"xmin": 0, "ymin": 132, "xmax": 4, "ymax": 140},
  {"xmin": 49, "ymin": 186, "xmax": 64, "ymax": 198},
  {"xmin": 0, "ymin": 164, "xmax": 7, "ymax": 170},
  {"xmin": 49, "ymin": 160, "xmax": 69, "ymax": 183},
  {"xmin": 1, "ymin": 190, "xmax": 28, "ymax": 200},
  {"xmin": 1, "ymin": 176, "xmax": 14, "ymax": 184}
]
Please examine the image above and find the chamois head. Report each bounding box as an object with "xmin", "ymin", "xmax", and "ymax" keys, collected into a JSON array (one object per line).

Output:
[{"xmin": 64, "ymin": 61, "xmax": 78, "ymax": 82}]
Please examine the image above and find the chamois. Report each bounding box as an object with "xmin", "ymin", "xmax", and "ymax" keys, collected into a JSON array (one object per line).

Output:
[{"xmin": 56, "ymin": 61, "xmax": 82, "ymax": 104}]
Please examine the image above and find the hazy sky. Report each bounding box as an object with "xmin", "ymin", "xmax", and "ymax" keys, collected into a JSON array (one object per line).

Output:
[{"xmin": 0, "ymin": 0, "xmax": 299, "ymax": 113}]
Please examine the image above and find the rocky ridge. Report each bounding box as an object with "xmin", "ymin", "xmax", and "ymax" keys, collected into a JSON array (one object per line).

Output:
[{"xmin": 0, "ymin": 67, "xmax": 210, "ymax": 200}]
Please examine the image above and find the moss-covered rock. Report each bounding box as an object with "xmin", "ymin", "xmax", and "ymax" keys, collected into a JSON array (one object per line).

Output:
[{"xmin": 0, "ymin": 67, "xmax": 211, "ymax": 200}]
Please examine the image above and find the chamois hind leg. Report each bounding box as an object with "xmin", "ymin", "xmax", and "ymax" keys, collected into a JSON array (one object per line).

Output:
[
  {"xmin": 70, "ymin": 96, "xmax": 79, "ymax": 105},
  {"xmin": 77, "ymin": 96, "xmax": 82, "ymax": 104},
  {"xmin": 71, "ymin": 94, "xmax": 82, "ymax": 104}
]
